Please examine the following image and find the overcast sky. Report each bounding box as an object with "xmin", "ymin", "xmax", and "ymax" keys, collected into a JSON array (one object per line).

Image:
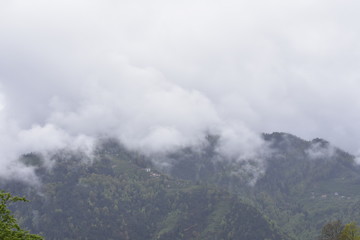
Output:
[{"xmin": 1, "ymin": 0, "xmax": 360, "ymax": 178}]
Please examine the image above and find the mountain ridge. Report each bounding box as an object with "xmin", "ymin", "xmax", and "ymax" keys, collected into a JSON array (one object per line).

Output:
[{"xmin": 1, "ymin": 132, "xmax": 360, "ymax": 240}]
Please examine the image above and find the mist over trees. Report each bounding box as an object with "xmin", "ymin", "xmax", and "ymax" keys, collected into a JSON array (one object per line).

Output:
[{"xmin": 0, "ymin": 133, "xmax": 359, "ymax": 240}]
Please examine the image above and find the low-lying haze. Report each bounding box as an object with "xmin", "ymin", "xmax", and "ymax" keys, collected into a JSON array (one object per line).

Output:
[{"xmin": 1, "ymin": 0, "xmax": 360, "ymax": 179}]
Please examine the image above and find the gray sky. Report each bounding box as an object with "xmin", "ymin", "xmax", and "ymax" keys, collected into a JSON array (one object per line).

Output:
[{"xmin": 1, "ymin": 0, "xmax": 360, "ymax": 178}]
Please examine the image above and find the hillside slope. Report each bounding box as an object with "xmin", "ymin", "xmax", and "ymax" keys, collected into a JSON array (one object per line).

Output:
[
  {"xmin": 1, "ymin": 140, "xmax": 289, "ymax": 240},
  {"xmin": 4, "ymin": 132, "xmax": 360, "ymax": 240},
  {"xmin": 163, "ymin": 133, "xmax": 360, "ymax": 239}
]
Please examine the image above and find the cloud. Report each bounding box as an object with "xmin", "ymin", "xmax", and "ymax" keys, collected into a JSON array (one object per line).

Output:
[
  {"xmin": 0, "ymin": 0, "xmax": 360, "ymax": 181},
  {"xmin": 306, "ymin": 140, "xmax": 337, "ymax": 160}
]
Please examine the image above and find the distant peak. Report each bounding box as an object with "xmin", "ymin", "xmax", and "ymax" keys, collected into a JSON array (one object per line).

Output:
[
  {"xmin": 311, "ymin": 138, "xmax": 330, "ymax": 146},
  {"xmin": 262, "ymin": 132, "xmax": 303, "ymax": 142}
]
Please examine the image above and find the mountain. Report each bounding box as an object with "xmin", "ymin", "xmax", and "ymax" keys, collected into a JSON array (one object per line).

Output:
[
  {"xmin": 1, "ymin": 139, "xmax": 290, "ymax": 240},
  {"xmin": 3, "ymin": 132, "xmax": 360, "ymax": 240},
  {"xmin": 257, "ymin": 133, "xmax": 360, "ymax": 239},
  {"xmin": 164, "ymin": 132, "xmax": 360, "ymax": 239}
]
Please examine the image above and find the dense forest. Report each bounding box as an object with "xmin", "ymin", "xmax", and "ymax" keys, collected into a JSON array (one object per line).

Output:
[
  {"xmin": 1, "ymin": 132, "xmax": 360, "ymax": 239},
  {"xmin": 1, "ymin": 139, "xmax": 288, "ymax": 240},
  {"xmin": 168, "ymin": 133, "xmax": 360, "ymax": 239}
]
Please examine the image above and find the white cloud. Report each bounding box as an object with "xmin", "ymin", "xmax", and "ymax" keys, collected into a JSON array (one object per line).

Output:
[
  {"xmin": 0, "ymin": 0, "xmax": 360, "ymax": 180},
  {"xmin": 306, "ymin": 141, "xmax": 336, "ymax": 160}
]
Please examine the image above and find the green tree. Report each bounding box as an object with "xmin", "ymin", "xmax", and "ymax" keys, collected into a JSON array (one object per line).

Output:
[
  {"xmin": 319, "ymin": 220, "xmax": 344, "ymax": 240},
  {"xmin": 0, "ymin": 190, "xmax": 43, "ymax": 240},
  {"xmin": 339, "ymin": 223, "xmax": 360, "ymax": 240}
]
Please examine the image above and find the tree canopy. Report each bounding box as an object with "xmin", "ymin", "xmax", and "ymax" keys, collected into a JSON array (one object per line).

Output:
[
  {"xmin": 0, "ymin": 190, "xmax": 43, "ymax": 240},
  {"xmin": 319, "ymin": 221, "xmax": 360, "ymax": 240}
]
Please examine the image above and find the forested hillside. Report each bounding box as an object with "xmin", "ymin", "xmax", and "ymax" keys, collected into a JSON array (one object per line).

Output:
[
  {"xmin": 2, "ymin": 132, "xmax": 360, "ymax": 239},
  {"xmin": 1, "ymin": 139, "xmax": 289, "ymax": 240},
  {"xmin": 165, "ymin": 132, "xmax": 360, "ymax": 239}
]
